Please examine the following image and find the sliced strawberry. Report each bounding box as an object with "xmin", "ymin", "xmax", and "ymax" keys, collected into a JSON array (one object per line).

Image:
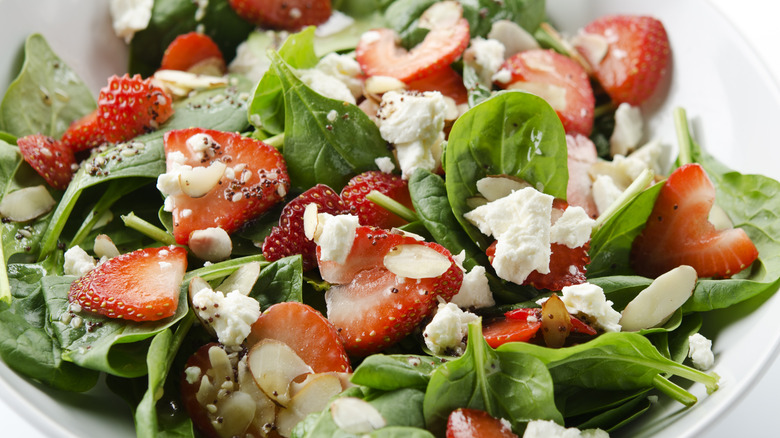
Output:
[
  {"xmin": 577, "ymin": 15, "xmax": 671, "ymax": 106},
  {"xmin": 163, "ymin": 128, "xmax": 290, "ymax": 245},
  {"xmin": 355, "ymin": 2, "xmax": 470, "ymax": 83},
  {"xmin": 407, "ymin": 66, "xmax": 468, "ymax": 105},
  {"xmin": 60, "ymin": 109, "xmax": 106, "ymax": 153},
  {"xmin": 566, "ymin": 134, "xmax": 598, "ymax": 218},
  {"xmin": 340, "ymin": 170, "xmax": 413, "ymax": 229},
  {"xmin": 631, "ymin": 163, "xmax": 758, "ymax": 278},
  {"xmin": 262, "ymin": 184, "xmax": 348, "ymax": 270},
  {"xmin": 497, "ymin": 49, "xmax": 595, "ymax": 136},
  {"xmin": 505, "ymin": 308, "xmax": 597, "ymax": 336},
  {"xmin": 68, "ymin": 245, "xmax": 187, "ymax": 322},
  {"xmin": 246, "ymin": 301, "xmax": 351, "ymax": 373},
  {"xmin": 447, "ymin": 408, "xmax": 518, "ymax": 438},
  {"xmin": 17, "ymin": 134, "xmax": 75, "ymax": 190},
  {"xmin": 160, "ymin": 32, "xmax": 226, "ymax": 75},
  {"xmin": 321, "ymin": 227, "xmax": 463, "ymax": 356},
  {"xmin": 483, "ymin": 313, "xmax": 541, "ymax": 349},
  {"xmin": 98, "ymin": 74, "xmax": 174, "ymax": 143},
  {"xmin": 228, "ymin": 0, "xmax": 332, "ymax": 30}
]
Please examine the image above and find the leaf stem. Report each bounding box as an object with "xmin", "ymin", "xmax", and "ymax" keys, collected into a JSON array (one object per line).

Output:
[
  {"xmin": 652, "ymin": 374, "xmax": 697, "ymax": 407},
  {"xmin": 366, "ymin": 190, "xmax": 420, "ymax": 223},
  {"xmin": 263, "ymin": 133, "xmax": 285, "ymax": 149},
  {"xmin": 594, "ymin": 168, "xmax": 655, "ymax": 230},
  {"xmin": 184, "ymin": 255, "xmax": 268, "ymax": 283},
  {"xmin": 674, "ymin": 107, "xmax": 693, "ymax": 166},
  {"xmin": 0, "ymin": 230, "xmax": 10, "ymax": 304},
  {"xmin": 120, "ymin": 212, "xmax": 176, "ymax": 246}
]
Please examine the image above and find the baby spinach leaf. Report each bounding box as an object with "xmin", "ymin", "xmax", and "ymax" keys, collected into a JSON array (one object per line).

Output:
[
  {"xmin": 351, "ymin": 354, "xmax": 439, "ymax": 391},
  {"xmin": 423, "ymin": 322, "xmax": 562, "ymax": 435},
  {"xmin": 249, "ymin": 255, "xmax": 304, "ymax": 310},
  {"xmin": 0, "ymin": 34, "xmax": 95, "ymax": 138},
  {"xmin": 555, "ymin": 385, "xmax": 650, "ymax": 419},
  {"xmin": 335, "ymin": 0, "xmax": 395, "ymax": 17},
  {"xmin": 459, "ymin": 0, "xmax": 546, "ymax": 37},
  {"xmin": 572, "ymin": 393, "xmax": 651, "ymax": 432},
  {"xmin": 445, "ymin": 91, "xmax": 568, "ymax": 250},
  {"xmin": 0, "ymin": 263, "xmax": 98, "ymax": 391},
  {"xmin": 271, "ymin": 51, "xmax": 390, "ymax": 192},
  {"xmin": 128, "ymin": 0, "xmax": 253, "ymax": 77},
  {"xmin": 383, "ymin": 0, "xmax": 437, "ymax": 48}
]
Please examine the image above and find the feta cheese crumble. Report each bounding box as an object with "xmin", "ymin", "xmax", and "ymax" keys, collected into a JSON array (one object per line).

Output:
[
  {"xmin": 559, "ymin": 283, "xmax": 622, "ymax": 333},
  {"xmin": 191, "ymin": 287, "xmax": 261, "ymax": 347},
  {"xmin": 63, "ymin": 246, "xmax": 97, "ymax": 277},
  {"xmin": 450, "ymin": 266, "xmax": 495, "ymax": 309},
  {"xmin": 523, "ymin": 420, "xmax": 608, "ymax": 438},
  {"xmin": 375, "ymin": 156, "xmax": 396, "ymax": 174},
  {"xmin": 109, "ymin": 0, "xmax": 153, "ymax": 43},
  {"xmin": 688, "ymin": 333, "xmax": 715, "ymax": 370},
  {"xmin": 550, "ymin": 206, "xmax": 596, "ymax": 249},
  {"xmin": 464, "ymin": 37, "xmax": 506, "ymax": 84},
  {"xmin": 423, "ymin": 302, "xmax": 479, "ymax": 356},
  {"xmin": 610, "ymin": 103, "xmax": 643, "ymax": 156},
  {"xmin": 310, "ymin": 213, "xmax": 359, "ymax": 264}
]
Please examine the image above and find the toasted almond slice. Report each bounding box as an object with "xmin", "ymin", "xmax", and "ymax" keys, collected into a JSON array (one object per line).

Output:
[
  {"xmin": 331, "ymin": 397, "xmax": 387, "ymax": 434},
  {"xmin": 0, "ymin": 185, "xmax": 56, "ymax": 222},
  {"xmin": 571, "ymin": 32, "xmax": 609, "ymax": 70},
  {"xmin": 620, "ymin": 265, "xmax": 697, "ymax": 331},
  {"xmin": 419, "ymin": 0, "xmax": 462, "ymax": 30},
  {"xmin": 364, "ymin": 75, "xmax": 406, "ymax": 97},
  {"xmin": 488, "ymin": 20, "xmax": 540, "ymax": 58},
  {"xmin": 179, "ymin": 161, "xmax": 227, "ymax": 198},
  {"xmin": 216, "ymin": 261, "xmax": 261, "ymax": 295},
  {"xmin": 303, "ymin": 203, "xmax": 321, "ymax": 241},
  {"xmin": 189, "ymin": 227, "xmax": 232, "ymax": 262},
  {"xmin": 94, "ymin": 234, "xmax": 120, "ymax": 259},
  {"xmin": 709, "ymin": 203, "xmax": 733, "ymax": 231},
  {"xmin": 247, "ymin": 339, "xmax": 313, "ymax": 407},
  {"xmin": 276, "ymin": 373, "xmax": 344, "ymax": 437},
  {"xmin": 383, "ymin": 244, "xmax": 451, "ymax": 279},
  {"xmin": 475, "ymin": 175, "xmax": 531, "ymax": 202}
]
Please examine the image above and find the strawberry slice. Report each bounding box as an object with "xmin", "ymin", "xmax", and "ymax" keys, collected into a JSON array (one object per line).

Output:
[
  {"xmin": 247, "ymin": 301, "xmax": 351, "ymax": 373},
  {"xmin": 60, "ymin": 109, "xmax": 106, "ymax": 153},
  {"xmin": 68, "ymin": 245, "xmax": 187, "ymax": 322},
  {"xmin": 504, "ymin": 308, "xmax": 597, "ymax": 336},
  {"xmin": 566, "ymin": 134, "xmax": 598, "ymax": 218},
  {"xmin": 482, "ymin": 313, "xmax": 542, "ymax": 349},
  {"xmin": 446, "ymin": 408, "xmax": 518, "ymax": 438},
  {"xmin": 577, "ymin": 15, "xmax": 671, "ymax": 106},
  {"xmin": 497, "ymin": 49, "xmax": 595, "ymax": 136},
  {"xmin": 227, "ymin": 0, "xmax": 332, "ymax": 30},
  {"xmin": 355, "ymin": 1, "xmax": 470, "ymax": 83},
  {"xmin": 340, "ymin": 170, "xmax": 413, "ymax": 229},
  {"xmin": 407, "ymin": 66, "xmax": 469, "ymax": 105},
  {"xmin": 160, "ymin": 32, "xmax": 226, "ymax": 75},
  {"xmin": 632, "ymin": 163, "xmax": 758, "ymax": 278},
  {"xmin": 98, "ymin": 74, "xmax": 174, "ymax": 144},
  {"xmin": 17, "ymin": 134, "xmax": 76, "ymax": 190},
  {"xmin": 163, "ymin": 128, "xmax": 290, "ymax": 245},
  {"xmin": 262, "ymin": 184, "xmax": 348, "ymax": 270},
  {"xmin": 320, "ymin": 227, "xmax": 463, "ymax": 356}
]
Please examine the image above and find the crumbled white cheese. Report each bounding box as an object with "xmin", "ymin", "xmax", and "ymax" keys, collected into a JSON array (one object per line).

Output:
[
  {"xmin": 191, "ymin": 288, "xmax": 261, "ymax": 347},
  {"xmin": 228, "ymin": 36, "xmax": 273, "ymax": 84},
  {"xmin": 184, "ymin": 366, "xmax": 202, "ymax": 385},
  {"xmin": 157, "ymin": 151, "xmax": 189, "ymax": 199},
  {"xmin": 610, "ymin": 103, "xmax": 643, "ymax": 156},
  {"xmin": 523, "ymin": 420, "xmax": 609, "ymax": 438},
  {"xmin": 186, "ymin": 133, "xmax": 218, "ymax": 153},
  {"xmin": 109, "ymin": 0, "xmax": 153, "ymax": 43},
  {"xmin": 464, "ymin": 37, "xmax": 506, "ymax": 84},
  {"xmin": 374, "ymin": 156, "xmax": 396, "ymax": 174},
  {"xmin": 316, "ymin": 53, "xmax": 363, "ymax": 100},
  {"xmin": 63, "ymin": 246, "xmax": 97, "ymax": 277},
  {"xmin": 688, "ymin": 333, "xmax": 715, "ymax": 371},
  {"xmin": 487, "ymin": 19, "xmax": 539, "ymax": 58},
  {"xmin": 450, "ymin": 266, "xmax": 495, "ymax": 309},
  {"xmin": 423, "ymin": 303, "xmax": 479, "ymax": 356},
  {"xmin": 559, "ymin": 283, "xmax": 621, "ymax": 333},
  {"xmin": 315, "ymin": 10, "xmax": 355, "ymax": 37},
  {"xmin": 311, "ymin": 213, "xmax": 359, "ymax": 264},
  {"xmin": 297, "ymin": 68, "xmax": 356, "ymax": 104},
  {"xmin": 376, "ymin": 91, "xmax": 447, "ymax": 179},
  {"xmin": 550, "ymin": 206, "xmax": 595, "ymax": 248}
]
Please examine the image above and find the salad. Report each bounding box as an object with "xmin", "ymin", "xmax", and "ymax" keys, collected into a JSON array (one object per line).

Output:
[{"xmin": 1, "ymin": 0, "xmax": 779, "ymax": 437}]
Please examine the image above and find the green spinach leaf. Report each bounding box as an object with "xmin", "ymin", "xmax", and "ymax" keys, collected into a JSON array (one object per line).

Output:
[
  {"xmin": 250, "ymin": 255, "xmax": 304, "ymax": 310},
  {"xmin": 351, "ymin": 354, "xmax": 439, "ymax": 391}
]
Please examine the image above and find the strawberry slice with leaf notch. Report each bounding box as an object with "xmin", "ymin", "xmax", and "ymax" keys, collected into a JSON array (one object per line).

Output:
[
  {"xmin": 319, "ymin": 226, "xmax": 463, "ymax": 356},
  {"xmin": 17, "ymin": 134, "xmax": 76, "ymax": 190},
  {"xmin": 631, "ymin": 163, "xmax": 758, "ymax": 278},
  {"xmin": 68, "ymin": 245, "xmax": 188, "ymax": 322}
]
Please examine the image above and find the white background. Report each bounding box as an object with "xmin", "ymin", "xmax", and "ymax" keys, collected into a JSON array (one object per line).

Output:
[{"xmin": 0, "ymin": 0, "xmax": 779, "ymax": 437}]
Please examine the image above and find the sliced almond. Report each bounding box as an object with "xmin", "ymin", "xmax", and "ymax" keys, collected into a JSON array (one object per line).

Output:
[
  {"xmin": 179, "ymin": 160, "xmax": 227, "ymax": 198},
  {"xmin": 571, "ymin": 32, "xmax": 609, "ymax": 70},
  {"xmin": 540, "ymin": 294, "xmax": 572, "ymax": 348},
  {"xmin": 364, "ymin": 75, "xmax": 406, "ymax": 97},
  {"xmin": 331, "ymin": 397, "xmax": 387, "ymax": 434},
  {"xmin": 620, "ymin": 265, "xmax": 697, "ymax": 332},
  {"xmin": 418, "ymin": 0, "xmax": 462, "ymax": 30},
  {"xmin": 153, "ymin": 69, "xmax": 229, "ymax": 98},
  {"xmin": 383, "ymin": 244, "xmax": 451, "ymax": 279},
  {"xmin": 189, "ymin": 227, "xmax": 233, "ymax": 262},
  {"xmin": 303, "ymin": 203, "xmax": 322, "ymax": 241},
  {"xmin": 488, "ymin": 20, "xmax": 540, "ymax": 58},
  {"xmin": 507, "ymin": 82, "xmax": 568, "ymax": 111},
  {"xmin": 0, "ymin": 185, "xmax": 56, "ymax": 222},
  {"xmin": 247, "ymin": 339, "xmax": 313, "ymax": 407},
  {"xmin": 213, "ymin": 391, "xmax": 256, "ymax": 437},
  {"xmin": 709, "ymin": 203, "xmax": 733, "ymax": 231},
  {"xmin": 216, "ymin": 261, "xmax": 261, "ymax": 295},
  {"xmin": 236, "ymin": 356, "xmax": 276, "ymax": 432},
  {"xmin": 93, "ymin": 234, "xmax": 120, "ymax": 259},
  {"xmin": 276, "ymin": 373, "xmax": 344, "ymax": 437},
  {"xmin": 476, "ymin": 175, "xmax": 531, "ymax": 202}
]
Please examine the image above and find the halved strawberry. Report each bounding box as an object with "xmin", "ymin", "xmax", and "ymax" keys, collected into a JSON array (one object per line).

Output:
[
  {"xmin": 505, "ymin": 308, "xmax": 597, "ymax": 336},
  {"xmin": 355, "ymin": 1, "xmax": 470, "ymax": 83},
  {"xmin": 320, "ymin": 227, "xmax": 463, "ymax": 356},
  {"xmin": 163, "ymin": 128, "xmax": 290, "ymax": 245},
  {"xmin": 566, "ymin": 134, "xmax": 598, "ymax": 218},
  {"xmin": 228, "ymin": 0, "xmax": 332, "ymax": 30},
  {"xmin": 17, "ymin": 134, "xmax": 76, "ymax": 190},
  {"xmin": 340, "ymin": 171, "xmax": 413, "ymax": 229},
  {"xmin": 60, "ymin": 109, "xmax": 106, "ymax": 153},
  {"xmin": 482, "ymin": 313, "xmax": 541, "ymax": 349},
  {"xmin": 262, "ymin": 184, "xmax": 348, "ymax": 270},
  {"xmin": 497, "ymin": 49, "xmax": 595, "ymax": 136},
  {"xmin": 407, "ymin": 66, "xmax": 469, "ymax": 105},
  {"xmin": 98, "ymin": 74, "xmax": 174, "ymax": 144},
  {"xmin": 446, "ymin": 408, "xmax": 518, "ymax": 438},
  {"xmin": 247, "ymin": 301, "xmax": 351, "ymax": 373},
  {"xmin": 68, "ymin": 245, "xmax": 187, "ymax": 322},
  {"xmin": 577, "ymin": 15, "xmax": 671, "ymax": 106},
  {"xmin": 160, "ymin": 32, "xmax": 226, "ymax": 75},
  {"xmin": 631, "ymin": 163, "xmax": 758, "ymax": 278}
]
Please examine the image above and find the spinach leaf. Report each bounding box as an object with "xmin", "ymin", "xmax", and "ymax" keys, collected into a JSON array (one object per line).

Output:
[
  {"xmin": 423, "ymin": 322, "xmax": 562, "ymax": 435},
  {"xmin": 445, "ymin": 91, "xmax": 568, "ymax": 250},
  {"xmin": 249, "ymin": 255, "xmax": 304, "ymax": 310},
  {"xmin": 554, "ymin": 385, "xmax": 650, "ymax": 419},
  {"xmin": 459, "ymin": 0, "xmax": 546, "ymax": 37},
  {"xmin": 0, "ymin": 34, "xmax": 95, "ymax": 138},
  {"xmin": 128, "ymin": 0, "xmax": 253, "ymax": 77},
  {"xmin": 351, "ymin": 354, "xmax": 439, "ymax": 391},
  {"xmin": 0, "ymin": 263, "xmax": 98, "ymax": 391},
  {"xmin": 383, "ymin": 0, "xmax": 437, "ymax": 48},
  {"xmin": 572, "ymin": 393, "xmax": 651, "ymax": 432},
  {"xmin": 271, "ymin": 51, "xmax": 390, "ymax": 192},
  {"xmin": 334, "ymin": 0, "xmax": 395, "ymax": 17}
]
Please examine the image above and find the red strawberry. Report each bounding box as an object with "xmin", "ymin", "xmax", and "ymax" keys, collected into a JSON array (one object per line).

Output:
[
  {"xmin": 497, "ymin": 49, "xmax": 595, "ymax": 136},
  {"xmin": 320, "ymin": 227, "xmax": 463, "ymax": 356},
  {"xmin": 60, "ymin": 109, "xmax": 106, "ymax": 153},
  {"xmin": 163, "ymin": 128, "xmax": 290, "ymax": 245},
  {"xmin": 446, "ymin": 408, "xmax": 518, "ymax": 438},
  {"xmin": 17, "ymin": 134, "xmax": 75, "ymax": 190},
  {"xmin": 482, "ymin": 312, "xmax": 542, "ymax": 349},
  {"xmin": 98, "ymin": 74, "xmax": 174, "ymax": 144},
  {"xmin": 247, "ymin": 301, "xmax": 351, "ymax": 373},
  {"xmin": 631, "ymin": 163, "xmax": 758, "ymax": 278},
  {"xmin": 262, "ymin": 184, "xmax": 348, "ymax": 270},
  {"xmin": 355, "ymin": 2, "xmax": 470, "ymax": 83},
  {"xmin": 577, "ymin": 15, "xmax": 671, "ymax": 106},
  {"xmin": 407, "ymin": 66, "xmax": 469, "ymax": 105},
  {"xmin": 566, "ymin": 134, "xmax": 598, "ymax": 218},
  {"xmin": 504, "ymin": 308, "xmax": 597, "ymax": 336},
  {"xmin": 227, "ymin": 0, "xmax": 332, "ymax": 30},
  {"xmin": 68, "ymin": 245, "xmax": 187, "ymax": 322},
  {"xmin": 340, "ymin": 171, "xmax": 413, "ymax": 229},
  {"xmin": 160, "ymin": 32, "xmax": 226, "ymax": 75}
]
